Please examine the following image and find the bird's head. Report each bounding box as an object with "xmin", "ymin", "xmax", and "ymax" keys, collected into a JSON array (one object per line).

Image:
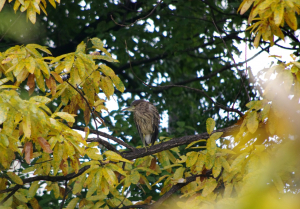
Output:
[{"xmin": 122, "ymin": 100, "xmax": 146, "ymax": 112}]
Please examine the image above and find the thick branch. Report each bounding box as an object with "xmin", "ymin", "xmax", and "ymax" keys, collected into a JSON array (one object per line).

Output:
[{"xmin": 121, "ymin": 124, "xmax": 240, "ymax": 160}]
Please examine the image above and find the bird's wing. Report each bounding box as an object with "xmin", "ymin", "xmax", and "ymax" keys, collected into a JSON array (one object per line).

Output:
[
  {"xmin": 134, "ymin": 114, "xmax": 144, "ymax": 143},
  {"xmin": 151, "ymin": 124, "xmax": 159, "ymax": 146}
]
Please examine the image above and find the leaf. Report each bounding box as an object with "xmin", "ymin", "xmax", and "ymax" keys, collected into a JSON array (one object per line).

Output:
[
  {"xmin": 206, "ymin": 118, "xmax": 215, "ymax": 134},
  {"xmin": 100, "ymin": 76, "xmax": 114, "ymax": 98},
  {"xmin": 50, "ymin": 72, "xmax": 63, "ymax": 83},
  {"xmin": 0, "ymin": 103, "xmax": 9, "ymax": 124},
  {"xmin": 37, "ymin": 137, "xmax": 53, "ymax": 153},
  {"xmin": 207, "ymin": 136, "xmax": 217, "ymax": 156},
  {"xmin": 246, "ymin": 111, "xmax": 258, "ymax": 134},
  {"xmin": 111, "ymin": 74, "xmax": 125, "ymax": 92},
  {"xmin": 28, "ymin": 181, "xmax": 39, "ymax": 200},
  {"xmin": 285, "ymin": 10, "xmax": 297, "ymax": 30},
  {"xmin": 86, "ymin": 148, "xmax": 103, "ymax": 161},
  {"xmin": 212, "ymin": 157, "xmax": 222, "ymax": 178},
  {"xmin": 230, "ymin": 153, "xmax": 248, "ymax": 173},
  {"xmin": 239, "ymin": 0, "xmax": 255, "ymax": 15},
  {"xmin": 99, "ymin": 64, "xmax": 115, "ymax": 77},
  {"xmin": 128, "ymin": 170, "xmax": 140, "ymax": 185},
  {"xmin": 186, "ymin": 139, "xmax": 206, "ymax": 149},
  {"xmin": 202, "ymin": 178, "xmax": 217, "ymax": 197},
  {"xmin": 106, "ymin": 163, "xmax": 127, "ymax": 176},
  {"xmin": 28, "ymin": 4, "xmax": 36, "ymax": 24},
  {"xmin": 220, "ymin": 156, "xmax": 231, "ymax": 172},
  {"xmin": 52, "ymin": 112, "xmax": 75, "ymax": 123},
  {"xmin": 103, "ymin": 167, "xmax": 117, "ymax": 186},
  {"xmin": 7, "ymin": 172, "xmax": 23, "ymax": 185},
  {"xmin": 0, "ymin": 0, "xmax": 5, "ymax": 12},
  {"xmin": 274, "ymin": 1, "xmax": 284, "ymax": 26},
  {"xmin": 14, "ymin": 191, "xmax": 28, "ymax": 202},
  {"xmin": 152, "ymin": 175, "xmax": 169, "ymax": 186},
  {"xmin": 104, "ymin": 150, "xmax": 133, "ymax": 164},
  {"xmin": 65, "ymin": 197, "xmax": 79, "ymax": 209},
  {"xmin": 73, "ymin": 173, "xmax": 86, "ymax": 194},
  {"xmin": 186, "ymin": 152, "xmax": 198, "ymax": 167},
  {"xmin": 173, "ymin": 167, "xmax": 185, "ymax": 180},
  {"xmin": 22, "ymin": 114, "xmax": 31, "ymax": 138},
  {"xmin": 24, "ymin": 142, "xmax": 33, "ymax": 164}
]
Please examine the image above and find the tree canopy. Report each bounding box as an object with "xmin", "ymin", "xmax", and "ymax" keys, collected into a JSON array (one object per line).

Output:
[{"xmin": 0, "ymin": 0, "xmax": 300, "ymax": 208}]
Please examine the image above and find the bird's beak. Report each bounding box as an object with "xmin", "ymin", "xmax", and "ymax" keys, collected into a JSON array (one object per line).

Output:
[{"xmin": 122, "ymin": 106, "xmax": 135, "ymax": 111}]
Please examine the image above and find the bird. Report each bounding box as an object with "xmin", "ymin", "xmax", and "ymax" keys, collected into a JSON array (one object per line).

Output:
[{"xmin": 122, "ymin": 100, "xmax": 160, "ymax": 148}]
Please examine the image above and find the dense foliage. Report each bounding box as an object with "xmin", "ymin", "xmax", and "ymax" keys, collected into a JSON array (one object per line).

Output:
[{"xmin": 0, "ymin": 0, "xmax": 300, "ymax": 209}]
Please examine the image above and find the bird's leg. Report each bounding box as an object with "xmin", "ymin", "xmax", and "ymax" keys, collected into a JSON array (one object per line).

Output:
[{"xmin": 142, "ymin": 139, "xmax": 148, "ymax": 152}]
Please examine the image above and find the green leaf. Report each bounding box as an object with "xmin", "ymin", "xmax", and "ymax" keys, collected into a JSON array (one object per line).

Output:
[
  {"xmin": 173, "ymin": 167, "xmax": 185, "ymax": 180},
  {"xmin": 206, "ymin": 118, "xmax": 215, "ymax": 134}
]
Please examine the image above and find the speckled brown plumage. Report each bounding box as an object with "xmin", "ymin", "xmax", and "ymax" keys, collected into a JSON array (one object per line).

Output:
[{"xmin": 125, "ymin": 100, "xmax": 160, "ymax": 147}]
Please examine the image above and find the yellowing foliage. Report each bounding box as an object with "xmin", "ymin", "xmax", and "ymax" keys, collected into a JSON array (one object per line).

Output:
[{"xmin": 238, "ymin": 0, "xmax": 300, "ymax": 47}]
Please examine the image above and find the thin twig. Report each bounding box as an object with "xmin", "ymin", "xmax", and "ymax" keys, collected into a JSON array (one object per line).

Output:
[
  {"xmin": 0, "ymin": 185, "xmax": 21, "ymax": 205},
  {"xmin": 110, "ymin": 0, "xmax": 163, "ymax": 27},
  {"xmin": 60, "ymin": 180, "xmax": 68, "ymax": 209}
]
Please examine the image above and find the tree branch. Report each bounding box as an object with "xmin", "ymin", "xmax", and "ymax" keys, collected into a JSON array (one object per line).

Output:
[
  {"xmin": 121, "ymin": 124, "xmax": 240, "ymax": 160},
  {"xmin": 73, "ymin": 126, "xmax": 136, "ymax": 151}
]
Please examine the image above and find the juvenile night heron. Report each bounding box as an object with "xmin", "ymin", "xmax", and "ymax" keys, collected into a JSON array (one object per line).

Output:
[{"xmin": 122, "ymin": 100, "xmax": 160, "ymax": 148}]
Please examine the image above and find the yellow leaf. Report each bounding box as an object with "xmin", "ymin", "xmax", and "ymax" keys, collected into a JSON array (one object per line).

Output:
[
  {"xmin": 239, "ymin": 0, "xmax": 255, "ymax": 15},
  {"xmin": 207, "ymin": 136, "xmax": 217, "ymax": 156},
  {"xmin": 64, "ymin": 55, "xmax": 75, "ymax": 73},
  {"xmin": 205, "ymin": 152, "xmax": 215, "ymax": 170},
  {"xmin": 186, "ymin": 139, "xmax": 206, "ymax": 149},
  {"xmin": 223, "ymin": 183, "xmax": 233, "ymax": 198},
  {"xmin": 186, "ymin": 152, "xmax": 198, "ymax": 167},
  {"xmin": 65, "ymin": 198, "xmax": 79, "ymax": 209},
  {"xmin": 0, "ymin": 103, "xmax": 9, "ymax": 124},
  {"xmin": 212, "ymin": 157, "xmax": 222, "ymax": 178},
  {"xmin": 206, "ymin": 118, "xmax": 215, "ymax": 134},
  {"xmin": 111, "ymin": 74, "xmax": 125, "ymax": 93},
  {"xmin": 27, "ymin": 6, "xmax": 36, "ymax": 23},
  {"xmin": 14, "ymin": 191, "xmax": 28, "ymax": 202},
  {"xmin": 128, "ymin": 170, "xmax": 140, "ymax": 185},
  {"xmin": 74, "ymin": 57, "xmax": 86, "ymax": 79},
  {"xmin": 28, "ymin": 181, "xmax": 39, "ymax": 200},
  {"xmin": 13, "ymin": 0, "xmax": 21, "ymax": 12},
  {"xmin": 274, "ymin": 2, "xmax": 284, "ymax": 26},
  {"xmin": 52, "ymin": 112, "xmax": 75, "ymax": 123},
  {"xmin": 103, "ymin": 167, "xmax": 117, "ymax": 186},
  {"xmin": 7, "ymin": 172, "xmax": 23, "ymax": 185},
  {"xmin": 230, "ymin": 153, "xmax": 248, "ymax": 173},
  {"xmin": 195, "ymin": 153, "xmax": 205, "ymax": 173},
  {"xmin": 99, "ymin": 64, "xmax": 115, "ymax": 77},
  {"xmin": 267, "ymin": 108, "xmax": 277, "ymax": 135},
  {"xmin": 220, "ymin": 156, "xmax": 231, "ymax": 172},
  {"xmin": 152, "ymin": 175, "xmax": 169, "ymax": 187},
  {"xmin": 36, "ymin": 59, "xmax": 50, "ymax": 79},
  {"xmin": 0, "ymin": 0, "xmax": 6, "ymax": 12},
  {"xmin": 26, "ymin": 57, "xmax": 36, "ymax": 74},
  {"xmin": 202, "ymin": 178, "xmax": 217, "ymax": 197},
  {"xmin": 104, "ymin": 150, "xmax": 133, "ymax": 164},
  {"xmin": 73, "ymin": 174, "xmax": 86, "ymax": 194},
  {"xmin": 284, "ymin": 10, "xmax": 297, "ymax": 30},
  {"xmin": 254, "ymin": 30, "xmax": 262, "ymax": 48},
  {"xmin": 173, "ymin": 167, "xmax": 185, "ymax": 180},
  {"xmin": 50, "ymin": 71, "xmax": 63, "ymax": 84},
  {"xmin": 48, "ymin": 0, "xmax": 56, "ymax": 8},
  {"xmin": 22, "ymin": 114, "xmax": 31, "ymax": 138},
  {"xmin": 76, "ymin": 41, "xmax": 86, "ymax": 53},
  {"xmin": 106, "ymin": 163, "xmax": 127, "ymax": 176},
  {"xmin": 86, "ymin": 148, "xmax": 103, "ymax": 160},
  {"xmin": 246, "ymin": 111, "xmax": 258, "ymax": 134}
]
